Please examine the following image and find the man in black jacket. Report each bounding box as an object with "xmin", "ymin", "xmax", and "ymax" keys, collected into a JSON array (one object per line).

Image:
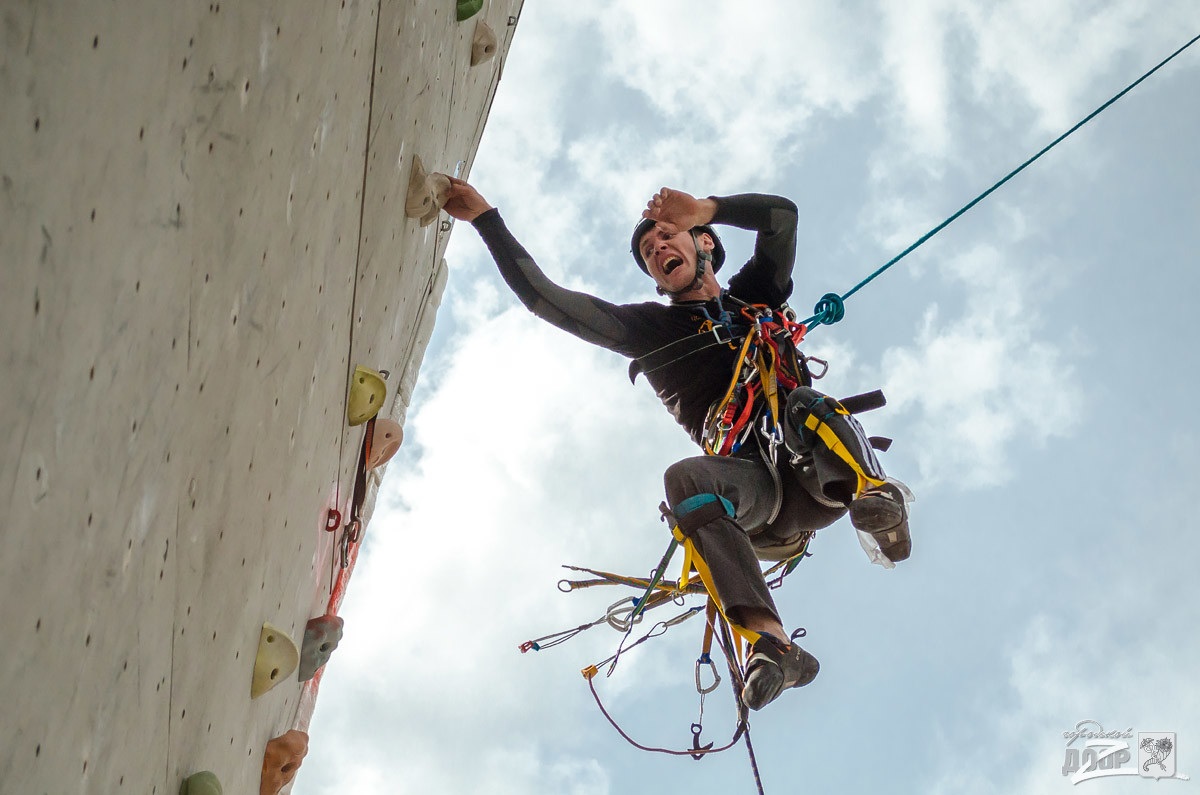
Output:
[{"xmin": 443, "ymin": 178, "xmax": 911, "ymax": 711}]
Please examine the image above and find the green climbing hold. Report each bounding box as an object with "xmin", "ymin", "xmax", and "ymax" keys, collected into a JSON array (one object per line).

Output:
[
  {"xmin": 457, "ymin": 0, "xmax": 483, "ymax": 22},
  {"xmin": 179, "ymin": 771, "xmax": 223, "ymax": 795}
]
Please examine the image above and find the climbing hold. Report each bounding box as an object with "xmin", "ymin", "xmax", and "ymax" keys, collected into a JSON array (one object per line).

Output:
[
  {"xmin": 405, "ymin": 156, "xmax": 451, "ymax": 227},
  {"xmin": 179, "ymin": 771, "xmax": 222, "ymax": 795},
  {"xmin": 298, "ymin": 615, "xmax": 344, "ymax": 681},
  {"xmin": 456, "ymin": 0, "xmax": 484, "ymax": 22},
  {"xmin": 260, "ymin": 730, "xmax": 308, "ymax": 795},
  {"xmin": 347, "ymin": 365, "xmax": 387, "ymax": 426},
  {"xmin": 251, "ymin": 623, "xmax": 300, "ymax": 699},
  {"xmin": 422, "ymin": 172, "xmax": 451, "ymax": 227},
  {"xmin": 470, "ymin": 21, "xmax": 498, "ymax": 66},
  {"xmin": 367, "ymin": 419, "xmax": 403, "ymax": 470},
  {"xmin": 405, "ymin": 155, "xmax": 435, "ymax": 221}
]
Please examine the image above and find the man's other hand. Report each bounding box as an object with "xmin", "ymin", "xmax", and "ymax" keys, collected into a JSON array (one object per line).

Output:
[{"xmin": 642, "ymin": 188, "xmax": 717, "ymax": 235}]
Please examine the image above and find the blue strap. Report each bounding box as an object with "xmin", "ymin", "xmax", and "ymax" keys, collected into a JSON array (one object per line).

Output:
[{"xmin": 675, "ymin": 493, "xmax": 735, "ymax": 519}]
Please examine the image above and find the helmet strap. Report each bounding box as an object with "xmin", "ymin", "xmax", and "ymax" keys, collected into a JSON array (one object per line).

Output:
[{"xmin": 658, "ymin": 229, "xmax": 710, "ymax": 302}]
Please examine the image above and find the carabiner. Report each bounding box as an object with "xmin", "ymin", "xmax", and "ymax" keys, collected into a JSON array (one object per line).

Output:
[
  {"xmin": 605, "ymin": 596, "xmax": 642, "ymax": 632},
  {"xmin": 804, "ymin": 355, "xmax": 829, "ymax": 379},
  {"xmin": 695, "ymin": 654, "xmax": 721, "ymax": 694}
]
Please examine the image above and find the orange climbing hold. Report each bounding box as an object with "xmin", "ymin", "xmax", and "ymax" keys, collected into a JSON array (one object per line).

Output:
[
  {"xmin": 367, "ymin": 419, "xmax": 403, "ymax": 470},
  {"xmin": 260, "ymin": 730, "xmax": 308, "ymax": 795}
]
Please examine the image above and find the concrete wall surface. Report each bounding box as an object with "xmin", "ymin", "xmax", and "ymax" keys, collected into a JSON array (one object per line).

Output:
[{"xmin": 0, "ymin": 1, "xmax": 521, "ymax": 793}]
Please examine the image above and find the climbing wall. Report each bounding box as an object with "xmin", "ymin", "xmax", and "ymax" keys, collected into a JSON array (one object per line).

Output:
[{"xmin": 0, "ymin": 1, "xmax": 521, "ymax": 793}]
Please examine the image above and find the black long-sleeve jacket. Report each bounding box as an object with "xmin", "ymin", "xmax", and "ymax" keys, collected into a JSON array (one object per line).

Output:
[{"xmin": 472, "ymin": 194, "xmax": 799, "ymax": 445}]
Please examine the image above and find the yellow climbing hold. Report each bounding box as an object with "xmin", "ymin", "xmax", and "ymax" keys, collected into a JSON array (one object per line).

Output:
[
  {"xmin": 251, "ymin": 623, "xmax": 300, "ymax": 699},
  {"xmin": 347, "ymin": 365, "xmax": 387, "ymax": 426}
]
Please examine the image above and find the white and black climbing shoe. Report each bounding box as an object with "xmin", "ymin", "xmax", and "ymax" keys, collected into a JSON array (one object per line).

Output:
[
  {"xmin": 849, "ymin": 480, "xmax": 911, "ymax": 562},
  {"xmin": 741, "ymin": 634, "xmax": 819, "ymax": 711}
]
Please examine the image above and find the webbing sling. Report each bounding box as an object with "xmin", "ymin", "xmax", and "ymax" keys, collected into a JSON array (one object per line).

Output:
[{"xmin": 628, "ymin": 321, "xmax": 749, "ymax": 383}]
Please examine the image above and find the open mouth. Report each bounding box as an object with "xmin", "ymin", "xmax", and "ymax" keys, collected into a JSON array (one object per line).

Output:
[{"xmin": 662, "ymin": 256, "xmax": 683, "ymax": 275}]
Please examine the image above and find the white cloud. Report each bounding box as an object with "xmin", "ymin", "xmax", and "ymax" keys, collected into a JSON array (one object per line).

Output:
[
  {"xmin": 962, "ymin": 0, "xmax": 1159, "ymax": 133},
  {"xmin": 298, "ymin": 304, "xmax": 701, "ymax": 793},
  {"xmin": 880, "ymin": 0, "xmax": 955, "ymax": 159},
  {"xmin": 876, "ymin": 243, "xmax": 1082, "ymax": 489},
  {"xmin": 926, "ymin": 610, "xmax": 1200, "ymax": 795}
]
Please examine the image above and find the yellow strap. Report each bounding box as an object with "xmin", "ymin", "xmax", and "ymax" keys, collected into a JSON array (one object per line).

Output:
[
  {"xmin": 755, "ymin": 347, "xmax": 779, "ymax": 427},
  {"xmin": 803, "ymin": 412, "xmax": 886, "ymax": 495},
  {"xmin": 671, "ymin": 524, "xmax": 762, "ymax": 647},
  {"xmin": 701, "ymin": 598, "xmax": 716, "ymax": 658},
  {"xmin": 704, "ymin": 331, "xmax": 759, "ymax": 455}
]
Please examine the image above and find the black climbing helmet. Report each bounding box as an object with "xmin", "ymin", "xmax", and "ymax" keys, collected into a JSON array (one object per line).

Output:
[{"xmin": 631, "ymin": 217, "xmax": 725, "ymax": 276}]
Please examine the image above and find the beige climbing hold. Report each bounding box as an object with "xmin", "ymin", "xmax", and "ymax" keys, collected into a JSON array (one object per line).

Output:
[
  {"xmin": 251, "ymin": 623, "xmax": 300, "ymax": 699},
  {"xmin": 260, "ymin": 730, "xmax": 308, "ymax": 795},
  {"xmin": 405, "ymin": 155, "xmax": 435, "ymax": 220},
  {"xmin": 347, "ymin": 365, "xmax": 387, "ymax": 426},
  {"xmin": 180, "ymin": 771, "xmax": 223, "ymax": 795},
  {"xmin": 471, "ymin": 21, "xmax": 498, "ymax": 66},
  {"xmin": 423, "ymin": 173, "xmax": 452, "ymax": 226},
  {"xmin": 406, "ymin": 156, "xmax": 451, "ymax": 227},
  {"xmin": 368, "ymin": 419, "xmax": 404, "ymax": 470}
]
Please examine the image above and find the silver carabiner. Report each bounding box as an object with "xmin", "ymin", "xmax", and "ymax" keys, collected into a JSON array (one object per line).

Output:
[
  {"xmin": 664, "ymin": 607, "xmax": 700, "ymax": 628},
  {"xmin": 605, "ymin": 596, "xmax": 643, "ymax": 632},
  {"xmin": 695, "ymin": 655, "xmax": 721, "ymax": 694}
]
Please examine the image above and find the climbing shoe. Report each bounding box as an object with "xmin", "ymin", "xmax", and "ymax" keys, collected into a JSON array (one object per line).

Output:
[
  {"xmin": 741, "ymin": 634, "xmax": 819, "ymax": 711},
  {"xmin": 849, "ymin": 480, "xmax": 911, "ymax": 562}
]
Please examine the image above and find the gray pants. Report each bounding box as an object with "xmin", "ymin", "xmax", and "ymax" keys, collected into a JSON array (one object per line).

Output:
[{"xmin": 663, "ymin": 387, "xmax": 881, "ymax": 626}]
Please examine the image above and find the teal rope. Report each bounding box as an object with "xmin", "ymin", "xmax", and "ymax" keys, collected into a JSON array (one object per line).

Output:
[{"xmin": 799, "ymin": 32, "xmax": 1200, "ymax": 330}]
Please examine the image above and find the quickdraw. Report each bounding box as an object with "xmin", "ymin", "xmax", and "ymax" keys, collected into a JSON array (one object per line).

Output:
[{"xmin": 701, "ymin": 299, "xmax": 816, "ymax": 458}]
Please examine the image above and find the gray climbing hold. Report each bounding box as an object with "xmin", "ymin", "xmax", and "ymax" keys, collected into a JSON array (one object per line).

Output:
[{"xmin": 298, "ymin": 615, "xmax": 345, "ymax": 681}]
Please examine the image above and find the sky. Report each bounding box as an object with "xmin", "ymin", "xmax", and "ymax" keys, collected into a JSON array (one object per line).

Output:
[{"xmin": 299, "ymin": 3, "xmax": 1200, "ymax": 793}]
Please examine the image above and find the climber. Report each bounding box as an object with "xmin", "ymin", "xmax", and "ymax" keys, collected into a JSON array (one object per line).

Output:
[{"xmin": 442, "ymin": 176, "xmax": 912, "ymax": 711}]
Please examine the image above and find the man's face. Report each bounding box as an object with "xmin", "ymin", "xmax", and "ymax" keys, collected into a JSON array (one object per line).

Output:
[{"xmin": 639, "ymin": 227, "xmax": 713, "ymax": 293}]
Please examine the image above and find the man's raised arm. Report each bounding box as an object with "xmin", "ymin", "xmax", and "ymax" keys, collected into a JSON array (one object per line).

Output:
[
  {"xmin": 712, "ymin": 194, "xmax": 799, "ymax": 306},
  {"xmin": 443, "ymin": 177, "xmax": 637, "ymax": 354}
]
